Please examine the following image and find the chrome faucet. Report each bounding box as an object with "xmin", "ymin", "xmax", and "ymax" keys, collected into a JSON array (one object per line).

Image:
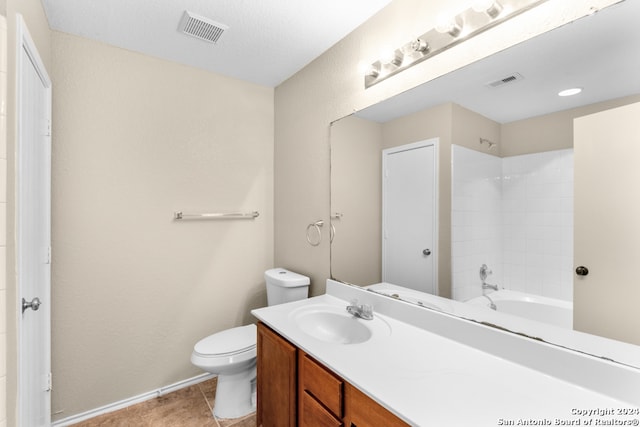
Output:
[
  {"xmin": 482, "ymin": 282, "xmax": 499, "ymax": 291},
  {"xmin": 482, "ymin": 294, "xmax": 497, "ymax": 310},
  {"xmin": 480, "ymin": 264, "xmax": 491, "ymax": 282},
  {"xmin": 480, "ymin": 264, "xmax": 499, "ymax": 291},
  {"xmin": 346, "ymin": 301, "xmax": 374, "ymax": 320}
]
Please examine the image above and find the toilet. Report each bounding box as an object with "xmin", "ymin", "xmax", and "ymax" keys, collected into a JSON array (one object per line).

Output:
[{"xmin": 190, "ymin": 268, "xmax": 310, "ymax": 419}]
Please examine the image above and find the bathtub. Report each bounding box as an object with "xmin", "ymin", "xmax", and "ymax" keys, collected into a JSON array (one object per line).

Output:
[{"xmin": 467, "ymin": 290, "xmax": 573, "ymax": 329}]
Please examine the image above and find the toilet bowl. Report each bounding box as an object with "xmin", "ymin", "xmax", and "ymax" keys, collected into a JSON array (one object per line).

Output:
[
  {"xmin": 191, "ymin": 268, "xmax": 310, "ymax": 419},
  {"xmin": 191, "ymin": 324, "xmax": 257, "ymax": 419}
]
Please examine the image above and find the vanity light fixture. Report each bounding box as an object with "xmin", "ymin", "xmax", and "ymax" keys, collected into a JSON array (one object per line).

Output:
[
  {"xmin": 409, "ymin": 38, "xmax": 429, "ymax": 54},
  {"xmin": 364, "ymin": 0, "xmax": 549, "ymax": 88},
  {"xmin": 558, "ymin": 87, "xmax": 583, "ymax": 97}
]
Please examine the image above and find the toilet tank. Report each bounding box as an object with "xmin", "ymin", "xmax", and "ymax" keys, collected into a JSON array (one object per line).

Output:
[{"xmin": 265, "ymin": 268, "xmax": 310, "ymax": 306}]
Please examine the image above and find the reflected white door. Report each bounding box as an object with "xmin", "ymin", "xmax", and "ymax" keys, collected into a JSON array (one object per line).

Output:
[
  {"xmin": 382, "ymin": 139, "xmax": 438, "ymax": 294},
  {"xmin": 17, "ymin": 16, "xmax": 52, "ymax": 427}
]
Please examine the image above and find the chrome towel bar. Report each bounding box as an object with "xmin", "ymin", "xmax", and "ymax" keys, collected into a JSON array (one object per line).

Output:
[{"xmin": 174, "ymin": 211, "xmax": 259, "ymax": 220}]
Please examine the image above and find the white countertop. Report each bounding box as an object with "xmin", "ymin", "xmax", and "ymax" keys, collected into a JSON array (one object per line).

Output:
[
  {"xmin": 251, "ymin": 280, "xmax": 640, "ymax": 427},
  {"xmin": 367, "ymin": 282, "xmax": 640, "ymax": 369}
]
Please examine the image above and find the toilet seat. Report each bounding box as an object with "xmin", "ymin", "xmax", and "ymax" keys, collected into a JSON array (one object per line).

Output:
[{"xmin": 193, "ymin": 324, "xmax": 257, "ymax": 358}]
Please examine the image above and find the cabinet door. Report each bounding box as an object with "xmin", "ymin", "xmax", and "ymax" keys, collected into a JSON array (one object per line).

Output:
[
  {"xmin": 343, "ymin": 383, "xmax": 409, "ymax": 427},
  {"xmin": 257, "ymin": 323, "xmax": 297, "ymax": 427}
]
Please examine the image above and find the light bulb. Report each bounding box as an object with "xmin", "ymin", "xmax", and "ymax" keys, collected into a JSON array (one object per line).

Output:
[
  {"xmin": 366, "ymin": 63, "xmax": 381, "ymax": 78},
  {"xmin": 435, "ymin": 15, "xmax": 463, "ymax": 38},
  {"xmin": 558, "ymin": 87, "xmax": 582, "ymax": 97},
  {"xmin": 381, "ymin": 49, "xmax": 404, "ymax": 67},
  {"xmin": 472, "ymin": 0, "xmax": 503, "ymax": 18}
]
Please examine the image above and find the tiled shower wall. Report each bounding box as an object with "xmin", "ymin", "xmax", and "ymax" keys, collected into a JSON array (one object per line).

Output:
[
  {"xmin": 451, "ymin": 145, "xmax": 574, "ymax": 303},
  {"xmin": 451, "ymin": 145, "xmax": 503, "ymax": 302}
]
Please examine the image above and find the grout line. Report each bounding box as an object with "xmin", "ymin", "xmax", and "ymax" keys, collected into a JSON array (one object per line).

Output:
[{"xmin": 198, "ymin": 380, "xmax": 221, "ymax": 427}]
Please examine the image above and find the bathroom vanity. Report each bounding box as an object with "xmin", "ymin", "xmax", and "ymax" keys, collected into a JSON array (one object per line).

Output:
[
  {"xmin": 252, "ymin": 280, "xmax": 640, "ymax": 426},
  {"xmin": 256, "ymin": 322, "xmax": 408, "ymax": 427}
]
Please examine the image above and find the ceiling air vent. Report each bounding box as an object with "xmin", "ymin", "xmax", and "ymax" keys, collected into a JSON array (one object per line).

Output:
[
  {"xmin": 486, "ymin": 72, "xmax": 525, "ymax": 88},
  {"xmin": 178, "ymin": 11, "xmax": 228, "ymax": 44}
]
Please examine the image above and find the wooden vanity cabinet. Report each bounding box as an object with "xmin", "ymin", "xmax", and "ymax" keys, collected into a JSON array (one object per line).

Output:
[
  {"xmin": 257, "ymin": 322, "xmax": 297, "ymax": 427},
  {"xmin": 257, "ymin": 322, "xmax": 409, "ymax": 427}
]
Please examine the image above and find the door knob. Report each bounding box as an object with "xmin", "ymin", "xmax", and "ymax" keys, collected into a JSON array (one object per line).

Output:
[
  {"xmin": 575, "ymin": 266, "xmax": 589, "ymax": 276},
  {"xmin": 22, "ymin": 297, "xmax": 41, "ymax": 313},
  {"xmin": 423, "ymin": 249, "xmax": 431, "ymax": 256}
]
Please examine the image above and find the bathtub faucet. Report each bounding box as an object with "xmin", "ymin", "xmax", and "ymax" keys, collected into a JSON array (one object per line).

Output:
[
  {"xmin": 482, "ymin": 282, "xmax": 499, "ymax": 291},
  {"xmin": 346, "ymin": 300, "xmax": 374, "ymax": 320},
  {"xmin": 482, "ymin": 295, "xmax": 497, "ymax": 310},
  {"xmin": 480, "ymin": 264, "xmax": 499, "ymax": 291}
]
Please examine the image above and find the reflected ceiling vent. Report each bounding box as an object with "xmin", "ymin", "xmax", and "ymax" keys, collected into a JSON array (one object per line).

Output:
[
  {"xmin": 178, "ymin": 11, "xmax": 228, "ymax": 44},
  {"xmin": 486, "ymin": 72, "xmax": 525, "ymax": 88}
]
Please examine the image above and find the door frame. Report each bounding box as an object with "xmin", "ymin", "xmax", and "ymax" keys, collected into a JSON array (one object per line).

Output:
[
  {"xmin": 381, "ymin": 138, "xmax": 439, "ymax": 294},
  {"xmin": 16, "ymin": 14, "xmax": 53, "ymax": 426}
]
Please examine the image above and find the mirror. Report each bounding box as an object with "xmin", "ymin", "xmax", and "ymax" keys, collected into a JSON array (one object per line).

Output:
[{"xmin": 330, "ymin": 0, "xmax": 640, "ymax": 366}]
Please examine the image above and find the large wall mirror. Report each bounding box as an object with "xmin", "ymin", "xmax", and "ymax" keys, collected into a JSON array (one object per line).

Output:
[{"xmin": 330, "ymin": 0, "xmax": 640, "ymax": 367}]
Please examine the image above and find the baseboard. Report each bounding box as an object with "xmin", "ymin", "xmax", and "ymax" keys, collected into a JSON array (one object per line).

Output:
[{"xmin": 52, "ymin": 373, "xmax": 216, "ymax": 426}]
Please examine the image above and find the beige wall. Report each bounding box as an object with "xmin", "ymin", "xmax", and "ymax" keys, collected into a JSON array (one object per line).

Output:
[
  {"xmin": 451, "ymin": 103, "xmax": 502, "ymax": 155},
  {"xmin": 274, "ymin": 0, "xmax": 618, "ymax": 297},
  {"xmin": 49, "ymin": 32, "xmax": 274, "ymax": 419},
  {"xmin": 330, "ymin": 115, "xmax": 382, "ymax": 285},
  {"xmin": 501, "ymin": 93, "xmax": 640, "ymax": 156}
]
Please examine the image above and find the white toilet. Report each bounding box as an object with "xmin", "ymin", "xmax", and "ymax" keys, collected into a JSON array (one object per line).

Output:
[{"xmin": 191, "ymin": 268, "xmax": 310, "ymax": 419}]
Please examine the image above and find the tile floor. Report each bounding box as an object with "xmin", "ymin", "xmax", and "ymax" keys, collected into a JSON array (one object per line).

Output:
[{"xmin": 72, "ymin": 378, "xmax": 255, "ymax": 427}]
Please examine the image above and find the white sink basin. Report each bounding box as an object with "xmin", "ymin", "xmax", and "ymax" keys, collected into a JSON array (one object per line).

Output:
[{"xmin": 290, "ymin": 304, "xmax": 391, "ymax": 345}]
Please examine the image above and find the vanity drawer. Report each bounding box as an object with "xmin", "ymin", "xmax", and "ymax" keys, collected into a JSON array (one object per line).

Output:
[
  {"xmin": 300, "ymin": 391, "xmax": 344, "ymax": 427},
  {"xmin": 344, "ymin": 383, "xmax": 409, "ymax": 427},
  {"xmin": 299, "ymin": 351, "xmax": 344, "ymax": 418}
]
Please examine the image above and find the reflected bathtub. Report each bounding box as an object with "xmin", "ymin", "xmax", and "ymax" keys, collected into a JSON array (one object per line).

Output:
[{"xmin": 467, "ymin": 290, "xmax": 573, "ymax": 329}]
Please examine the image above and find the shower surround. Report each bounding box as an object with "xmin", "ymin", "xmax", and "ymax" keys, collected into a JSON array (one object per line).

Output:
[{"xmin": 451, "ymin": 145, "xmax": 574, "ymax": 303}]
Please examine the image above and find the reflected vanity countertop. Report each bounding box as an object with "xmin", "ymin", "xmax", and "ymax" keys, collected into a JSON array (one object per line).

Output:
[
  {"xmin": 252, "ymin": 280, "xmax": 640, "ymax": 426},
  {"xmin": 366, "ymin": 282, "xmax": 640, "ymax": 369}
]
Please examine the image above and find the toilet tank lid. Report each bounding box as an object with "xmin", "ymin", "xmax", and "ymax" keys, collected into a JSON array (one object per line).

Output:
[
  {"xmin": 265, "ymin": 268, "xmax": 310, "ymax": 287},
  {"xmin": 194, "ymin": 324, "xmax": 257, "ymax": 356}
]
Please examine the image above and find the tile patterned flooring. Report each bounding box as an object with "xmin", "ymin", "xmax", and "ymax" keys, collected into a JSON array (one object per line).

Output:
[{"xmin": 72, "ymin": 378, "xmax": 255, "ymax": 427}]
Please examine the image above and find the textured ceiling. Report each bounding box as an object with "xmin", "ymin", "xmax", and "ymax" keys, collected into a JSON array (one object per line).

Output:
[{"xmin": 41, "ymin": 0, "xmax": 392, "ymax": 87}]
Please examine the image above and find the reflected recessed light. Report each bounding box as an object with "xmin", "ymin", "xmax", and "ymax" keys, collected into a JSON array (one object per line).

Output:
[{"xmin": 558, "ymin": 87, "xmax": 582, "ymax": 97}]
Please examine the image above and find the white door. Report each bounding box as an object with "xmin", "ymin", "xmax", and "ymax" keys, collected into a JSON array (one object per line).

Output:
[
  {"xmin": 17, "ymin": 16, "xmax": 52, "ymax": 427},
  {"xmin": 382, "ymin": 139, "xmax": 438, "ymax": 294},
  {"xmin": 574, "ymin": 102, "xmax": 640, "ymax": 346}
]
